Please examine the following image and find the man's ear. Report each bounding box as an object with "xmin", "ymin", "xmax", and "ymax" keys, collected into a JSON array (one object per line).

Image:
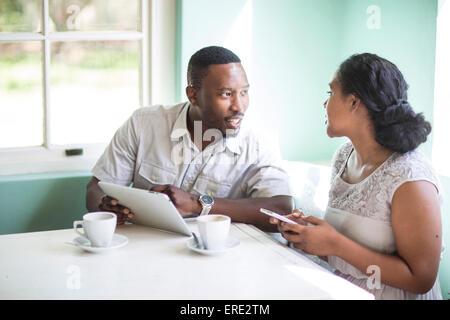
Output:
[{"xmin": 186, "ymin": 86, "xmax": 197, "ymax": 105}]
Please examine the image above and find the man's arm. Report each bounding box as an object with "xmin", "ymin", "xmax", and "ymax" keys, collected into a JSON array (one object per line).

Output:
[
  {"xmin": 222, "ymin": 139, "xmax": 294, "ymax": 231},
  {"xmin": 86, "ymin": 177, "xmax": 104, "ymax": 212},
  {"xmin": 151, "ymin": 185, "xmax": 293, "ymax": 232},
  {"xmin": 208, "ymin": 195, "xmax": 294, "ymax": 232},
  {"xmin": 86, "ymin": 177, "xmax": 135, "ymax": 224}
]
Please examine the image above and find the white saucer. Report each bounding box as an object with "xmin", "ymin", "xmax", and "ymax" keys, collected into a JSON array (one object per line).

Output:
[
  {"xmin": 186, "ymin": 236, "xmax": 240, "ymax": 255},
  {"xmin": 72, "ymin": 234, "xmax": 128, "ymax": 253}
]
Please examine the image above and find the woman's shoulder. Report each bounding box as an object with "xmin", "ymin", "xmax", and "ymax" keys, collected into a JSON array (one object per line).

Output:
[
  {"xmin": 387, "ymin": 149, "xmax": 436, "ymax": 179},
  {"xmin": 382, "ymin": 149, "xmax": 441, "ymax": 200}
]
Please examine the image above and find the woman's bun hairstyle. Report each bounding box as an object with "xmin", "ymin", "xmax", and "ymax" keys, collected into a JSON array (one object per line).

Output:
[{"xmin": 337, "ymin": 53, "xmax": 431, "ymax": 154}]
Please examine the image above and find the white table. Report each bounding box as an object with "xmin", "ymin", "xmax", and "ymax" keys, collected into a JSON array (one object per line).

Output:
[{"xmin": 0, "ymin": 221, "xmax": 374, "ymax": 300}]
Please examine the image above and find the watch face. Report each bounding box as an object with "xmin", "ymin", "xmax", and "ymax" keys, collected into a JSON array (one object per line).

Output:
[{"xmin": 201, "ymin": 195, "xmax": 214, "ymax": 205}]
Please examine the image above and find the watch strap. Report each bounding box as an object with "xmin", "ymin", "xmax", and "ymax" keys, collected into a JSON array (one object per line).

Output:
[{"xmin": 200, "ymin": 205, "xmax": 211, "ymax": 216}]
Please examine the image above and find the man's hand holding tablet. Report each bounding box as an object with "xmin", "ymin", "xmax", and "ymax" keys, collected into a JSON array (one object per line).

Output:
[{"xmin": 99, "ymin": 196, "xmax": 135, "ymax": 225}]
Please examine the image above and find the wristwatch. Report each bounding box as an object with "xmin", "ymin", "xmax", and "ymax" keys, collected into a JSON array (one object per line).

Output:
[{"xmin": 199, "ymin": 194, "xmax": 214, "ymax": 216}]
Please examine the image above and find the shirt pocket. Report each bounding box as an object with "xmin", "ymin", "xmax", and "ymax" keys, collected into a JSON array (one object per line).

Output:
[
  {"xmin": 134, "ymin": 161, "xmax": 177, "ymax": 190},
  {"xmin": 192, "ymin": 175, "xmax": 233, "ymax": 198}
]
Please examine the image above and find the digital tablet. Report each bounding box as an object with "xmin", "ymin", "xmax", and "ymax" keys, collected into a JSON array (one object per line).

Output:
[{"xmin": 98, "ymin": 181, "xmax": 192, "ymax": 237}]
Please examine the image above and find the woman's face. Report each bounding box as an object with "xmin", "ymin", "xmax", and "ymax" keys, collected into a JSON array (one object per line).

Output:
[{"xmin": 323, "ymin": 77, "xmax": 354, "ymax": 138}]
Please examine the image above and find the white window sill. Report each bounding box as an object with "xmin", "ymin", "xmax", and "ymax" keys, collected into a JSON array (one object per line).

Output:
[{"xmin": 0, "ymin": 144, "xmax": 106, "ymax": 176}]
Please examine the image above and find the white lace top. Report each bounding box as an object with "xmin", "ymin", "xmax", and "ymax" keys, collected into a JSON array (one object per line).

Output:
[{"xmin": 324, "ymin": 141, "xmax": 443, "ymax": 300}]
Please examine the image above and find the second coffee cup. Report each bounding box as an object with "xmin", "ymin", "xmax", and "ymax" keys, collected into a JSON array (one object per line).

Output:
[{"xmin": 197, "ymin": 214, "xmax": 231, "ymax": 250}]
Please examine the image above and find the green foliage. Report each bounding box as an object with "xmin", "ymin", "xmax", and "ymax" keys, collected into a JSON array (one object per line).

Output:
[
  {"xmin": 0, "ymin": 48, "xmax": 138, "ymax": 92},
  {"xmin": 0, "ymin": 0, "xmax": 35, "ymax": 32}
]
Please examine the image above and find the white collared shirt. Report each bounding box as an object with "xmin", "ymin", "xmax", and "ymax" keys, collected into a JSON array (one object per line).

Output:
[{"xmin": 92, "ymin": 102, "xmax": 292, "ymax": 199}]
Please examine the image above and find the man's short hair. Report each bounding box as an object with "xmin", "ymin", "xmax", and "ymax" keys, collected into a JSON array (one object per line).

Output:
[{"xmin": 187, "ymin": 46, "xmax": 241, "ymax": 89}]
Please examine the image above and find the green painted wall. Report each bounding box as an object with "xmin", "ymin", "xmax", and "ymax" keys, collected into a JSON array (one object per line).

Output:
[
  {"xmin": 439, "ymin": 175, "xmax": 450, "ymax": 300},
  {"xmin": 176, "ymin": 0, "xmax": 249, "ymax": 101},
  {"xmin": 338, "ymin": 0, "xmax": 438, "ymax": 157},
  {"xmin": 250, "ymin": 0, "xmax": 346, "ymax": 162},
  {"xmin": 177, "ymin": 0, "xmax": 437, "ymax": 162},
  {"xmin": 0, "ymin": 172, "xmax": 91, "ymax": 235}
]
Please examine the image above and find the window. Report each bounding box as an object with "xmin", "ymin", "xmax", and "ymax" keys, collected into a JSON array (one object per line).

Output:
[
  {"xmin": 432, "ymin": 0, "xmax": 450, "ymax": 176},
  {"xmin": 0, "ymin": 0, "xmax": 150, "ymax": 173}
]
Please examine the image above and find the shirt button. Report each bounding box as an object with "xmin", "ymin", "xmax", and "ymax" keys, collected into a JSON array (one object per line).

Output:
[{"xmin": 152, "ymin": 175, "xmax": 157, "ymax": 182}]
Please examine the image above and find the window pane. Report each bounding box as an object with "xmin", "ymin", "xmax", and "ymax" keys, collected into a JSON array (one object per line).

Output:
[
  {"xmin": 0, "ymin": 0, "xmax": 41, "ymax": 33},
  {"xmin": 0, "ymin": 42, "xmax": 43, "ymax": 148},
  {"xmin": 50, "ymin": 41, "xmax": 139, "ymax": 145},
  {"xmin": 49, "ymin": 0, "xmax": 139, "ymax": 32}
]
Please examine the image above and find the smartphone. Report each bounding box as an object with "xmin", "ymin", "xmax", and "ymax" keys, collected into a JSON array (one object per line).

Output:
[{"xmin": 260, "ymin": 208, "xmax": 298, "ymax": 224}]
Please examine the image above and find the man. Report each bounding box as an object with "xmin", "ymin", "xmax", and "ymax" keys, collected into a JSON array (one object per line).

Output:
[{"xmin": 86, "ymin": 46, "xmax": 293, "ymax": 231}]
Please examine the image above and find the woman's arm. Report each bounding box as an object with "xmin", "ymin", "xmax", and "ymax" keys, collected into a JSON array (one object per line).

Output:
[
  {"xmin": 275, "ymin": 180, "xmax": 442, "ymax": 294},
  {"xmin": 334, "ymin": 181, "xmax": 441, "ymax": 293}
]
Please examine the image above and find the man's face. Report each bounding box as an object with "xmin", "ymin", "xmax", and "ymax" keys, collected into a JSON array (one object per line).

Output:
[{"xmin": 190, "ymin": 63, "xmax": 250, "ymax": 137}]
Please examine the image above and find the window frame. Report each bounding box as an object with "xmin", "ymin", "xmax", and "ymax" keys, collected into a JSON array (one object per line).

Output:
[{"xmin": 0, "ymin": 0, "xmax": 175, "ymax": 176}]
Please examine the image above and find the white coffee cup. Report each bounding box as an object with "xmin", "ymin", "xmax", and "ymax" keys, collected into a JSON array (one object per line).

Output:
[
  {"xmin": 73, "ymin": 212, "xmax": 117, "ymax": 247},
  {"xmin": 197, "ymin": 214, "xmax": 231, "ymax": 250}
]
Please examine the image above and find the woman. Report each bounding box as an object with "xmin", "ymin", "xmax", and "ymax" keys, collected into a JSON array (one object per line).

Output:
[{"xmin": 271, "ymin": 53, "xmax": 443, "ymax": 299}]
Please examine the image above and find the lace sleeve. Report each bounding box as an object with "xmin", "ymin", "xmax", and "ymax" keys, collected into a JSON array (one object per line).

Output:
[{"xmin": 387, "ymin": 151, "xmax": 443, "ymax": 204}]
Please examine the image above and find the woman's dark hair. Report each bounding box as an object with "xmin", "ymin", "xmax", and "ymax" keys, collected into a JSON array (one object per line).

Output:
[{"xmin": 336, "ymin": 53, "xmax": 431, "ymax": 154}]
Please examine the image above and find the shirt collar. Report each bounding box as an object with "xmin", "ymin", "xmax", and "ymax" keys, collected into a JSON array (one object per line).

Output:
[
  {"xmin": 170, "ymin": 102, "xmax": 190, "ymax": 140},
  {"xmin": 224, "ymin": 134, "xmax": 242, "ymax": 155}
]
